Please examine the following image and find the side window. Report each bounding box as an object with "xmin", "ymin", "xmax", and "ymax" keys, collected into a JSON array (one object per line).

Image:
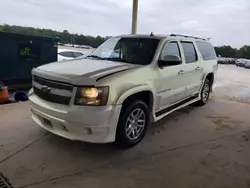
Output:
[
  {"xmin": 73, "ymin": 52, "xmax": 83, "ymax": 57},
  {"xmin": 59, "ymin": 51, "xmax": 74, "ymax": 58},
  {"xmin": 181, "ymin": 42, "xmax": 197, "ymax": 63},
  {"xmin": 59, "ymin": 52, "xmax": 66, "ymax": 57},
  {"xmin": 160, "ymin": 41, "xmax": 181, "ymax": 64},
  {"xmin": 196, "ymin": 41, "xmax": 217, "ymax": 61}
]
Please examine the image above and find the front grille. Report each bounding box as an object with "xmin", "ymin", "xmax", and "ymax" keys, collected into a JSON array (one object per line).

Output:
[
  {"xmin": 33, "ymin": 76, "xmax": 73, "ymax": 105},
  {"xmin": 34, "ymin": 76, "xmax": 72, "ymax": 91}
]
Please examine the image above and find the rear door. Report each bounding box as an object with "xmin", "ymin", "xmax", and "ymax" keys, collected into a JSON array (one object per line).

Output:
[{"xmin": 179, "ymin": 41, "xmax": 204, "ymax": 98}]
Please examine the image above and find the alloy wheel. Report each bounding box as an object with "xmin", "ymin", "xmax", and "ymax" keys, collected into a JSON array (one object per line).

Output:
[
  {"xmin": 202, "ymin": 82, "xmax": 210, "ymax": 102},
  {"xmin": 125, "ymin": 108, "xmax": 146, "ymax": 141}
]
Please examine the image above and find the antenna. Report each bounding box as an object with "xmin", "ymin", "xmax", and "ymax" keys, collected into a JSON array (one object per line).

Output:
[{"xmin": 150, "ymin": 32, "xmax": 154, "ymax": 36}]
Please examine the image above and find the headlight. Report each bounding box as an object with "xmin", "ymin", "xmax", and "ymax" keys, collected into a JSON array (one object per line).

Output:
[{"xmin": 74, "ymin": 86, "xmax": 109, "ymax": 106}]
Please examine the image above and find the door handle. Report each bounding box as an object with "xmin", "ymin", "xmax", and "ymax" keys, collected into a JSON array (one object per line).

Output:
[
  {"xmin": 178, "ymin": 70, "xmax": 184, "ymax": 75},
  {"xmin": 195, "ymin": 67, "xmax": 202, "ymax": 71}
]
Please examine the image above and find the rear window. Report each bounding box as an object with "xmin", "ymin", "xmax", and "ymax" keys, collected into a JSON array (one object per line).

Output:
[{"xmin": 196, "ymin": 41, "xmax": 217, "ymax": 61}]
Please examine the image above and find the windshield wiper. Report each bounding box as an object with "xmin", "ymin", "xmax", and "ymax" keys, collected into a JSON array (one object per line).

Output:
[
  {"xmin": 86, "ymin": 55, "xmax": 131, "ymax": 64},
  {"xmin": 86, "ymin": 55, "xmax": 105, "ymax": 60}
]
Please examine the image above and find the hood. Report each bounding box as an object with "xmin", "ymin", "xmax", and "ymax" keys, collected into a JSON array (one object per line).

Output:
[{"xmin": 32, "ymin": 58, "xmax": 140, "ymax": 85}]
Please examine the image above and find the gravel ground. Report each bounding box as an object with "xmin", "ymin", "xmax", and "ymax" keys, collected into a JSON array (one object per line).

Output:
[{"xmin": 0, "ymin": 65, "xmax": 250, "ymax": 188}]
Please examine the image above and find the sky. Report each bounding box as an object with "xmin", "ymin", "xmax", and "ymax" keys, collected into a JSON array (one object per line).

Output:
[{"xmin": 0, "ymin": 0, "xmax": 249, "ymax": 48}]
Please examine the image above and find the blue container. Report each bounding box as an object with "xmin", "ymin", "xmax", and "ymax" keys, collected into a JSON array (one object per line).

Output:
[{"xmin": 0, "ymin": 32, "xmax": 59, "ymax": 86}]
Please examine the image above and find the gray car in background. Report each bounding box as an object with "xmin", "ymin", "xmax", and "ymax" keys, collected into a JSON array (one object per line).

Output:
[
  {"xmin": 218, "ymin": 57, "xmax": 236, "ymax": 64},
  {"xmin": 244, "ymin": 60, "xmax": 250, "ymax": 69},
  {"xmin": 235, "ymin": 59, "xmax": 248, "ymax": 67}
]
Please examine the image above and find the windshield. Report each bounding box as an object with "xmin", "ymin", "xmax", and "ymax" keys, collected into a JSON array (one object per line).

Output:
[{"xmin": 87, "ymin": 37, "xmax": 160, "ymax": 65}]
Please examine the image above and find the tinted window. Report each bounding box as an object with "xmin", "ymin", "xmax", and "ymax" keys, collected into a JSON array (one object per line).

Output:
[
  {"xmin": 181, "ymin": 42, "xmax": 197, "ymax": 63},
  {"xmin": 59, "ymin": 51, "xmax": 74, "ymax": 57},
  {"xmin": 73, "ymin": 52, "xmax": 83, "ymax": 57},
  {"xmin": 196, "ymin": 41, "xmax": 217, "ymax": 60},
  {"xmin": 161, "ymin": 41, "xmax": 181, "ymax": 63}
]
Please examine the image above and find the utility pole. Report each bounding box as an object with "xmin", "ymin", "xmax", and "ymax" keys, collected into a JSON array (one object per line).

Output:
[{"xmin": 131, "ymin": 0, "xmax": 138, "ymax": 34}]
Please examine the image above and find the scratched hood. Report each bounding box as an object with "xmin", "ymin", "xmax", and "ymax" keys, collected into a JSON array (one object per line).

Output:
[{"xmin": 32, "ymin": 58, "xmax": 140, "ymax": 85}]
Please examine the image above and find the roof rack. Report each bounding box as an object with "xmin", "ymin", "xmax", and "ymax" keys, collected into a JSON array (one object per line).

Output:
[{"xmin": 170, "ymin": 34, "xmax": 206, "ymax": 41}]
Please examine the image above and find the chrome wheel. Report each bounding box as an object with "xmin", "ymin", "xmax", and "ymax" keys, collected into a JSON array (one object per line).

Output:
[
  {"xmin": 125, "ymin": 108, "xmax": 146, "ymax": 141},
  {"xmin": 202, "ymin": 82, "xmax": 210, "ymax": 102}
]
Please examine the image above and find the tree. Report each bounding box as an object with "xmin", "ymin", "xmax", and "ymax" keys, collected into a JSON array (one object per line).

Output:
[
  {"xmin": 0, "ymin": 24, "xmax": 106, "ymax": 47},
  {"xmin": 237, "ymin": 45, "xmax": 250, "ymax": 59},
  {"xmin": 214, "ymin": 46, "xmax": 237, "ymax": 58}
]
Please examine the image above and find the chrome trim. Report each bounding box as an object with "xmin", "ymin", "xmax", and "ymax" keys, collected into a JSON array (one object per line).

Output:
[{"xmin": 33, "ymin": 81, "xmax": 72, "ymax": 97}]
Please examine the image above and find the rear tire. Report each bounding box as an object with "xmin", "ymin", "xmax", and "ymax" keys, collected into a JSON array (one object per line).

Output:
[
  {"xmin": 197, "ymin": 78, "xmax": 211, "ymax": 106},
  {"xmin": 115, "ymin": 100, "xmax": 149, "ymax": 148}
]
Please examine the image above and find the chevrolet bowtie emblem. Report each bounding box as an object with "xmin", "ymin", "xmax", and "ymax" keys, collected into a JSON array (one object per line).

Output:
[{"xmin": 41, "ymin": 85, "xmax": 51, "ymax": 93}]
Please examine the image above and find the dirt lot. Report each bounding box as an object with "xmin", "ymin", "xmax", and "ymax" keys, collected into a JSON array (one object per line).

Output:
[{"xmin": 0, "ymin": 65, "xmax": 250, "ymax": 188}]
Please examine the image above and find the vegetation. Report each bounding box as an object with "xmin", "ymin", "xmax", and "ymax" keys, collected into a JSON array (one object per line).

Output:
[
  {"xmin": 0, "ymin": 24, "xmax": 250, "ymax": 58},
  {"xmin": 215, "ymin": 45, "xmax": 250, "ymax": 59},
  {"xmin": 0, "ymin": 24, "xmax": 108, "ymax": 48}
]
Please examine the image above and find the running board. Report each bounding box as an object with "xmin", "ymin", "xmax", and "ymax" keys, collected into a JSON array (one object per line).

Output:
[{"xmin": 155, "ymin": 94, "xmax": 199, "ymax": 121}]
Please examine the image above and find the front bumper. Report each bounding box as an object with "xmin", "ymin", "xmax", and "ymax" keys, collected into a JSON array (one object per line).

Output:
[{"xmin": 29, "ymin": 91, "xmax": 122, "ymax": 143}]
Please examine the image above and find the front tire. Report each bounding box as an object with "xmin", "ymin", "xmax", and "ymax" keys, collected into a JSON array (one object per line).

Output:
[
  {"xmin": 115, "ymin": 100, "xmax": 149, "ymax": 148},
  {"xmin": 197, "ymin": 78, "xmax": 211, "ymax": 106}
]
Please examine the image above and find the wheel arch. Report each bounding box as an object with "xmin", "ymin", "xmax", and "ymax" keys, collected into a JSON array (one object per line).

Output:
[
  {"xmin": 205, "ymin": 72, "xmax": 215, "ymax": 92},
  {"xmin": 116, "ymin": 86, "xmax": 155, "ymax": 121}
]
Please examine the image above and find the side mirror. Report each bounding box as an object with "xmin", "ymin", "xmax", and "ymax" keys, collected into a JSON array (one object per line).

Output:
[{"xmin": 158, "ymin": 55, "xmax": 181, "ymax": 68}]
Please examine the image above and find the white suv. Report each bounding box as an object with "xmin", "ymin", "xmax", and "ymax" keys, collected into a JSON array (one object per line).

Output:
[{"xmin": 29, "ymin": 34, "xmax": 218, "ymax": 147}]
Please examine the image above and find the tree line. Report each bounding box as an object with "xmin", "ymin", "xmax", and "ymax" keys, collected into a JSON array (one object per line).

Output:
[
  {"xmin": 0, "ymin": 24, "xmax": 249, "ymax": 59},
  {"xmin": 0, "ymin": 24, "xmax": 108, "ymax": 48},
  {"xmin": 215, "ymin": 45, "xmax": 250, "ymax": 59}
]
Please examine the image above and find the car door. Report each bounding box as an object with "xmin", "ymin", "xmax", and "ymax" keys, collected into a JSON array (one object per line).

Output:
[
  {"xmin": 156, "ymin": 40, "xmax": 187, "ymax": 109},
  {"xmin": 179, "ymin": 41, "xmax": 204, "ymax": 98}
]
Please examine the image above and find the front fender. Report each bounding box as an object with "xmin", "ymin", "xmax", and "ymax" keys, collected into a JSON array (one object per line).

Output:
[{"xmin": 115, "ymin": 84, "xmax": 156, "ymax": 105}]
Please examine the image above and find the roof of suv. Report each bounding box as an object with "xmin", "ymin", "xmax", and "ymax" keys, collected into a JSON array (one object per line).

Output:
[{"xmin": 116, "ymin": 34, "xmax": 208, "ymax": 42}]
